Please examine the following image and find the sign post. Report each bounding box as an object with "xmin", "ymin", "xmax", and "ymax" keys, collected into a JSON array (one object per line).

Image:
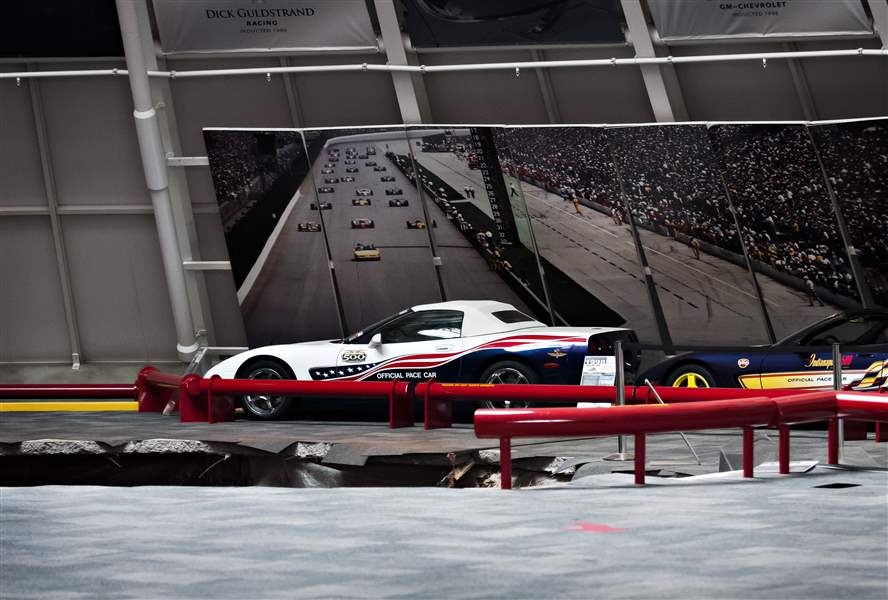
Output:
[{"xmin": 603, "ymin": 340, "xmax": 633, "ymax": 461}]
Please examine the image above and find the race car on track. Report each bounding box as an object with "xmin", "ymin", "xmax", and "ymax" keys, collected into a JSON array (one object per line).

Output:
[
  {"xmin": 407, "ymin": 219, "xmax": 437, "ymax": 229},
  {"xmin": 356, "ymin": 188, "xmax": 373, "ymax": 196},
  {"xmin": 345, "ymin": 159, "xmax": 356, "ymax": 165},
  {"xmin": 321, "ymin": 168, "xmax": 335, "ymax": 174},
  {"xmin": 343, "ymin": 176, "xmax": 356, "ymax": 182},
  {"xmin": 318, "ymin": 186, "xmax": 335, "ymax": 194},
  {"xmin": 352, "ymin": 198, "xmax": 372, "ymax": 206},
  {"xmin": 353, "ymin": 242, "xmax": 380, "ymax": 262},
  {"xmin": 323, "ymin": 163, "xmax": 336, "ymax": 169},
  {"xmin": 365, "ymin": 161, "xmax": 377, "ymax": 166},
  {"xmin": 205, "ymin": 300, "xmax": 636, "ymax": 419},
  {"xmin": 358, "ymin": 154, "xmax": 368, "ymax": 159},
  {"xmin": 637, "ymin": 309, "xmax": 888, "ymax": 390},
  {"xmin": 366, "ymin": 147, "xmax": 376, "ymax": 155},
  {"xmin": 389, "ymin": 199, "xmax": 409, "ymax": 207},
  {"xmin": 374, "ymin": 166, "xmax": 387, "ymax": 172},
  {"xmin": 324, "ymin": 177, "xmax": 340, "ymax": 184},
  {"xmin": 346, "ymin": 167, "xmax": 359, "ymax": 173},
  {"xmin": 297, "ymin": 222, "xmax": 321, "ymax": 232},
  {"xmin": 351, "ymin": 218, "xmax": 375, "ymax": 229},
  {"xmin": 380, "ymin": 176, "xmax": 396, "ymax": 182},
  {"xmin": 310, "ymin": 201, "xmax": 332, "ymax": 210},
  {"xmin": 385, "ymin": 187, "xmax": 403, "ymax": 195}
]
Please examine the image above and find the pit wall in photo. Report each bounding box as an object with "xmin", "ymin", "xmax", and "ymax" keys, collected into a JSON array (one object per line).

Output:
[{"xmin": 203, "ymin": 120, "xmax": 885, "ymax": 351}]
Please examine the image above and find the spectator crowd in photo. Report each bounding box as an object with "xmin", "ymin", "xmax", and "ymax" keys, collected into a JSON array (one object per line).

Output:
[
  {"xmin": 205, "ymin": 131, "xmax": 304, "ymax": 232},
  {"xmin": 812, "ymin": 121, "xmax": 888, "ymax": 306},
  {"xmin": 496, "ymin": 124, "xmax": 874, "ymax": 303}
]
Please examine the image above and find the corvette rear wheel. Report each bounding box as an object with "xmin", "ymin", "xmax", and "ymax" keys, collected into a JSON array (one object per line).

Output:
[
  {"xmin": 237, "ymin": 359, "xmax": 296, "ymax": 420},
  {"xmin": 667, "ymin": 365, "xmax": 716, "ymax": 388},
  {"xmin": 479, "ymin": 361, "xmax": 539, "ymax": 409}
]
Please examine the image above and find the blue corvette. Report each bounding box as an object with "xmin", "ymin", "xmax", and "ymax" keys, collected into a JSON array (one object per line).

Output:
[{"xmin": 638, "ymin": 309, "xmax": 888, "ymax": 390}]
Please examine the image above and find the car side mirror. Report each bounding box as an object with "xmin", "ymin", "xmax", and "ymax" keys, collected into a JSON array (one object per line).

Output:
[{"xmin": 369, "ymin": 333, "xmax": 382, "ymax": 348}]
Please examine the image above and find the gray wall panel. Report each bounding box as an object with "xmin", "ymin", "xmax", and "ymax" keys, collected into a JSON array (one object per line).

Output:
[
  {"xmin": 286, "ymin": 54, "xmax": 401, "ymax": 126},
  {"xmin": 671, "ymin": 43, "xmax": 804, "ymax": 121},
  {"xmin": 420, "ymin": 50, "xmax": 549, "ymax": 123},
  {"xmin": 167, "ymin": 57, "xmax": 294, "ymax": 156},
  {"xmin": 62, "ymin": 215, "xmax": 177, "ymax": 361},
  {"xmin": 0, "ymin": 217, "xmax": 70, "ymax": 361},
  {"xmin": 796, "ymin": 40, "xmax": 888, "ymax": 120},
  {"xmin": 0, "ymin": 72, "xmax": 47, "ymax": 207},
  {"xmin": 39, "ymin": 62, "xmax": 148, "ymax": 206},
  {"xmin": 544, "ymin": 47, "xmax": 653, "ymax": 123}
]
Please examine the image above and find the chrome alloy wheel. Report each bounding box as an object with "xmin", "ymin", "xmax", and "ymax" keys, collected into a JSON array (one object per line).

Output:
[
  {"xmin": 482, "ymin": 367, "xmax": 531, "ymax": 409},
  {"xmin": 242, "ymin": 367, "xmax": 286, "ymax": 417}
]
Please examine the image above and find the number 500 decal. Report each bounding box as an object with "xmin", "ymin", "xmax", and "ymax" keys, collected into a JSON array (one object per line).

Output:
[{"xmin": 341, "ymin": 350, "xmax": 367, "ymax": 362}]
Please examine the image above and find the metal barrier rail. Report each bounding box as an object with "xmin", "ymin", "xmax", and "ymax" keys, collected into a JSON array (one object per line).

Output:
[{"xmin": 475, "ymin": 390, "xmax": 888, "ymax": 489}]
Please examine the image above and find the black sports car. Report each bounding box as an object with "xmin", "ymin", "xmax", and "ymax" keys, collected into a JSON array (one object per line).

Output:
[
  {"xmin": 380, "ymin": 176, "xmax": 396, "ymax": 182},
  {"xmin": 346, "ymin": 167, "xmax": 359, "ymax": 173},
  {"xmin": 374, "ymin": 166, "xmax": 387, "ymax": 172},
  {"xmin": 365, "ymin": 161, "xmax": 377, "ymax": 166},
  {"xmin": 385, "ymin": 187, "xmax": 403, "ymax": 195},
  {"xmin": 297, "ymin": 222, "xmax": 321, "ymax": 232},
  {"xmin": 351, "ymin": 218, "xmax": 375, "ymax": 229},
  {"xmin": 388, "ymin": 199, "xmax": 409, "ymax": 207},
  {"xmin": 318, "ymin": 186, "xmax": 334, "ymax": 193},
  {"xmin": 310, "ymin": 201, "xmax": 332, "ymax": 210},
  {"xmin": 637, "ymin": 309, "xmax": 888, "ymax": 390}
]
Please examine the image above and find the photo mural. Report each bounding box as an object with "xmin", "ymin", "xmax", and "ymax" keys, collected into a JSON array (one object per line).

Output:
[{"xmin": 204, "ymin": 120, "xmax": 886, "ymax": 380}]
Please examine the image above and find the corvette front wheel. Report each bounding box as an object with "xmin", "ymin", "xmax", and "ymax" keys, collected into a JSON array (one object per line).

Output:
[
  {"xmin": 237, "ymin": 359, "xmax": 296, "ymax": 420},
  {"xmin": 666, "ymin": 365, "xmax": 716, "ymax": 388},
  {"xmin": 479, "ymin": 361, "xmax": 539, "ymax": 409}
]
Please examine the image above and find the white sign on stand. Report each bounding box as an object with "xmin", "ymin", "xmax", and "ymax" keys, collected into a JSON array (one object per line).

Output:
[{"xmin": 578, "ymin": 355, "xmax": 616, "ymax": 408}]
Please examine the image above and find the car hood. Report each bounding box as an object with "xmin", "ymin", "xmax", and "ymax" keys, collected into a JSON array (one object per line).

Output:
[{"xmin": 205, "ymin": 339, "xmax": 342, "ymax": 379}]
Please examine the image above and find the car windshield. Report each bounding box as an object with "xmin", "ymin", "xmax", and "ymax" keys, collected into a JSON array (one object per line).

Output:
[{"xmin": 343, "ymin": 309, "xmax": 411, "ymax": 344}]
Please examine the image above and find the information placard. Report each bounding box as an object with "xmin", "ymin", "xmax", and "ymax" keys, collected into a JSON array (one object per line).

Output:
[{"xmin": 580, "ymin": 355, "xmax": 616, "ymax": 387}]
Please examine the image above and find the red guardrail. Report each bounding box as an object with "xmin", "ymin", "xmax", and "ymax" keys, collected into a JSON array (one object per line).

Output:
[{"xmin": 475, "ymin": 389, "xmax": 887, "ymax": 489}]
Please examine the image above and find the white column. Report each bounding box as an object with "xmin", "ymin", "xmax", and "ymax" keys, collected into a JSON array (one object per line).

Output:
[{"xmin": 374, "ymin": 0, "xmax": 424, "ymax": 123}]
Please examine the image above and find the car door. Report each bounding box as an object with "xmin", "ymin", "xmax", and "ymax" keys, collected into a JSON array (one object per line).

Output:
[
  {"xmin": 761, "ymin": 313, "xmax": 888, "ymax": 389},
  {"xmin": 336, "ymin": 310, "xmax": 465, "ymax": 382}
]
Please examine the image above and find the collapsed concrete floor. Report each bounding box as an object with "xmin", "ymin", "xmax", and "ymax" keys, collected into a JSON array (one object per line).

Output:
[{"xmin": 1, "ymin": 412, "xmax": 885, "ymax": 488}]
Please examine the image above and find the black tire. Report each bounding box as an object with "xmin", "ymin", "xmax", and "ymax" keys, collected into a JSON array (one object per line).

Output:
[
  {"xmin": 665, "ymin": 364, "xmax": 717, "ymax": 389},
  {"xmin": 478, "ymin": 360, "xmax": 540, "ymax": 409},
  {"xmin": 235, "ymin": 359, "xmax": 297, "ymax": 420}
]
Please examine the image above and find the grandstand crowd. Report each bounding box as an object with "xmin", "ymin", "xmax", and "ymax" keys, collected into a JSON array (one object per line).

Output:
[
  {"xmin": 205, "ymin": 131, "xmax": 303, "ymax": 231},
  {"xmin": 813, "ymin": 121, "xmax": 888, "ymax": 305},
  {"xmin": 497, "ymin": 124, "xmax": 869, "ymax": 303}
]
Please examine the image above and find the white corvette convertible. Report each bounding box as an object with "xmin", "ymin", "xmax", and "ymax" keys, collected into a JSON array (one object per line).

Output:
[{"xmin": 207, "ymin": 300, "xmax": 633, "ymax": 419}]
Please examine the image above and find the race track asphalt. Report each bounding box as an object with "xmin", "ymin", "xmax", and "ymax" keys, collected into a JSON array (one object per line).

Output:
[{"xmin": 241, "ymin": 137, "xmax": 530, "ymax": 346}]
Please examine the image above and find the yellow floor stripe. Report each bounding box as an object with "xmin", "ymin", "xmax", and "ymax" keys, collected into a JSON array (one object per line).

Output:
[{"xmin": 0, "ymin": 401, "xmax": 139, "ymax": 412}]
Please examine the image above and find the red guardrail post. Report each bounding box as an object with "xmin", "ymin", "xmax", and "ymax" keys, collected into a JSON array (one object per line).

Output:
[
  {"xmin": 500, "ymin": 437, "xmax": 512, "ymax": 490},
  {"xmin": 388, "ymin": 380, "xmax": 413, "ymax": 429},
  {"xmin": 828, "ymin": 418, "xmax": 839, "ymax": 465},
  {"xmin": 136, "ymin": 366, "xmax": 167, "ymax": 412},
  {"xmin": 634, "ymin": 433, "xmax": 646, "ymax": 485},
  {"xmin": 778, "ymin": 425, "xmax": 791, "ymax": 474},
  {"xmin": 742, "ymin": 427, "xmax": 754, "ymax": 478},
  {"xmin": 423, "ymin": 380, "xmax": 453, "ymax": 430},
  {"xmin": 179, "ymin": 373, "xmax": 205, "ymax": 422}
]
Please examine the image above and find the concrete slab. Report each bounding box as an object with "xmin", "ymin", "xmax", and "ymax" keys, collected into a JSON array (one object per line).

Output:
[{"xmin": 2, "ymin": 466, "xmax": 886, "ymax": 599}]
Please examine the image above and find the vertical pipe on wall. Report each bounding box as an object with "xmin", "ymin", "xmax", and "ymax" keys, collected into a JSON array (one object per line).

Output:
[
  {"xmin": 26, "ymin": 70, "xmax": 83, "ymax": 368},
  {"xmin": 116, "ymin": 0, "xmax": 197, "ymax": 362},
  {"xmin": 374, "ymin": 0, "xmax": 423, "ymax": 124}
]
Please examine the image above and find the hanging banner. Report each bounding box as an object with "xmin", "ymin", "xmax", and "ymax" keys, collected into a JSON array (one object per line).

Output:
[
  {"xmin": 153, "ymin": 0, "xmax": 377, "ymax": 53},
  {"xmin": 648, "ymin": 0, "xmax": 872, "ymax": 41},
  {"xmin": 401, "ymin": 0, "xmax": 624, "ymax": 48}
]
